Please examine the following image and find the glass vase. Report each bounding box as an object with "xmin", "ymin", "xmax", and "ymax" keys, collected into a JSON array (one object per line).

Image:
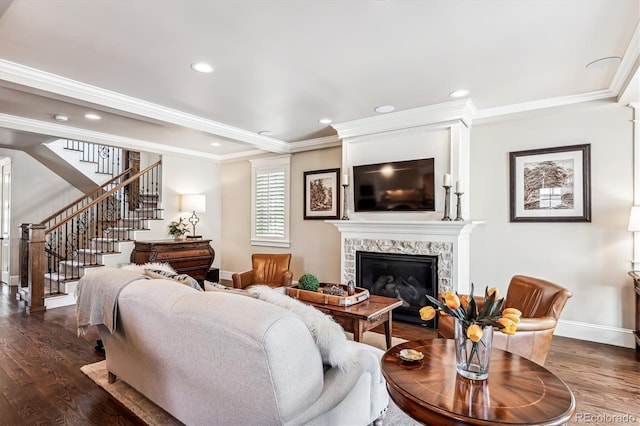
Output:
[{"xmin": 454, "ymin": 318, "xmax": 493, "ymax": 380}]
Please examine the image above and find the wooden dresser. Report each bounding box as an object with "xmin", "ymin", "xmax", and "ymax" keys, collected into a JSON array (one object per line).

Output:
[
  {"xmin": 628, "ymin": 271, "xmax": 640, "ymax": 352},
  {"xmin": 130, "ymin": 239, "xmax": 215, "ymax": 281}
]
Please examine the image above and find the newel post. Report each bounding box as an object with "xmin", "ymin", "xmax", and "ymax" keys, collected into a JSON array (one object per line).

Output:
[{"xmin": 18, "ymin": 223, "xmax": 46, "ymax": 313}]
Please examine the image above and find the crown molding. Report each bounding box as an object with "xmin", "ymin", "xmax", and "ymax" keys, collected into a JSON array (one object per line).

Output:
[
  {"xmin": 217, "ymin": 135, "xmax": 342, "ymax": 162},
  {"xmin": 611, "ymin": 21, "xmax": 640, "ymax": 99},
  {"xmin": 288, "ymin": 135, "xmax": 342, "ymax": 153},
  {"xmin": 474, "ymin": 89, "xmax": 617, "ymax": 121},
  {"xmin": 331, "ymin": 99, "xmax": 475, "ymax": 140},
  {"xmin": 219, "ymin": 149, "xmax": 269, "ymax": 162},
  {"xmin": 0, "ymin": 60, "xmax": 289, "ymax": 154},
  {"xmin": 0, "ymin": 114, "xmax": 221, "ymax": 161}
]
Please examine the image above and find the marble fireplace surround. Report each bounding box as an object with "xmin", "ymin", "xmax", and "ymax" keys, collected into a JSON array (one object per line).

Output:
[{"xmin": 327, "ymin": 220, "xmax": 482, "ymax": 295}]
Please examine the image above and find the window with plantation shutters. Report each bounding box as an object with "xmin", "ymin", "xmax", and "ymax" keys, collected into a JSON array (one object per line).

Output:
[{"xmin": 250, "ymin": 155, "xmax": 290, "ymax": 247}]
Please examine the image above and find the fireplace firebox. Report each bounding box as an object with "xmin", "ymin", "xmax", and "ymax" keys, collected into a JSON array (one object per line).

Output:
[{"xmin": 356, "ymin": 251, "xmax": 438, "ymax": 327}]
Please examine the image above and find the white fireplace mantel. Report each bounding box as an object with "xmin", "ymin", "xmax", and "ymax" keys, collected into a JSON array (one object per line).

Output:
[
  {"xmin": 326, "ymin": 220, "xmax": 483, "ymax": 294},
  {"xmin": 326, "ymin": 220, "xmax": 481, "ymax": 236}
]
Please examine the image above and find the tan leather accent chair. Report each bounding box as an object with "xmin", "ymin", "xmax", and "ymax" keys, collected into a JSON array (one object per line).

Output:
[
  {"xmin": 438, "ymin": 275, "xmax": 572, "ymax": 365},
  {"xmin": 232, "ymin": 253, "xmax": 293, "ymax": 289}
]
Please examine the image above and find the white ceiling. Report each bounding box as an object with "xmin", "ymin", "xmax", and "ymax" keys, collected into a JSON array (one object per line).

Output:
[{"xmin": 0, "ymin": 0, "xmax": 638, "ymax": 160}]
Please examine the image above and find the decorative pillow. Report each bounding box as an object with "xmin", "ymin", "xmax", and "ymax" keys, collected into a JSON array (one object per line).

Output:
[
  {"xmin": 144, "ymin": 268, "xmax": 203, "ymax": 292},
  {"xmin": 248, "ymin": 285, "xmax": 356, "ymax": 370},
  {"xmin": 121, "ymin": 262, "xmax": 177, "ymax": 275},
  {"xmin": 203, "ymin": 281, "xmax": 257, "ymax": 298}
]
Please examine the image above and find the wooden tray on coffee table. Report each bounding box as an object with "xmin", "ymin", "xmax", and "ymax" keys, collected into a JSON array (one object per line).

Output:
[{"xmin": 286, "ymin": 283, "xmax": 369, "ymax": 306}]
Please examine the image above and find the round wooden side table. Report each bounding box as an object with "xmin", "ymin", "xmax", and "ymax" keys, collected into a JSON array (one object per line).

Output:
[{"xmin": 381, "ymin": 339, "xmax": 575, "ymax": 425}]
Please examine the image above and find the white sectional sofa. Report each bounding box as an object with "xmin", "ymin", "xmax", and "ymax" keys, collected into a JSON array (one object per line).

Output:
[{"xmin": 77, "ymin": 269, "xmax": 388, "ymax": 425}]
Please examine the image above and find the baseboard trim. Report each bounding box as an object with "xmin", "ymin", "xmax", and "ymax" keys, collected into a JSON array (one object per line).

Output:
[
  {"xmin": 555, "ymin": 319, "xmax": 636, "ymax": 349},
  {"xmin": 219, "ymin": 270, "xmax": 233, "ymax": 282}
]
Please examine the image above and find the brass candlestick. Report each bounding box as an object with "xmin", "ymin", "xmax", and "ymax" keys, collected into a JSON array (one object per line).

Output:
[
  {"xmin": 455, "ymin": 192, "xmax": 464, "ymax": 221},
  {"xmin": 341, "ymin": 183, "xmax": 350, "ymax": 220},
  {"xmin": 442, "ymin": 185, "xmax": 452, "ymax": 221}
]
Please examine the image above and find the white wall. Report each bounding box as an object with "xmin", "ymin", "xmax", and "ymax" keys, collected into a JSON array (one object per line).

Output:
[
  {"xmin": 469, "ymin": 100, "xmax": 635, "ymax": 347},
  {"xmin": 142, "ymin": 154, "xmax": 222, "ymax": 269}
]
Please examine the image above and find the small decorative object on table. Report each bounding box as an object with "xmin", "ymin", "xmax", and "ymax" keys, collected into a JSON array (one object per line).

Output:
[
  {"xmin": 420, "ymin": 285, "xmax": 521, "ymax": 380},
  {"xmin": 168, "ymin": 217, "xmax": 189, "ymax": 240},
  {"xmin": 298, "ymin": 274, "xmax": 320, "ymax": 291},
  {"xmin": 398, "ymin": 348, "xmax": 424, "ymax": 363},
  {"xmin": 286, "ymin": 282, "xmax": 370, "ymax": 306},
  {"xmin": 324, "ymin": 284, "xmax": 345, "ymax": 296},
  {"xmin": 347, "ymin": 279, "xmax": 356, "ymax": 296}
]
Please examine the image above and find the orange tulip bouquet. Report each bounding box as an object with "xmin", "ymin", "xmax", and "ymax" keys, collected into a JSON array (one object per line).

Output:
[{"xmin": 419, "ymin": 284, "xmax": 522, "ymax": 380}]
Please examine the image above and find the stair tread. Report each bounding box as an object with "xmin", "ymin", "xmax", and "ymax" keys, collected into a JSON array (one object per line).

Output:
[
  {"xmin": 44, "ymin": 272, "xmax": 74, "ymax": 281},
  {"xmin": 59, "ymin": 260, "xmax": 103, "ymax": 267},
  {"xmin": 76, "ymin": 248, "xmax": 100, "ymax": 254},
  {"xmin": 44, "ymin": 292, "xmax": 68, "ymax": 298}
]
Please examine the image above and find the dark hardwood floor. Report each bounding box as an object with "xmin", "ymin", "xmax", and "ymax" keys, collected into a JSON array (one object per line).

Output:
[
  {"xmin": 1, "ymin": 283, "xmax": 638, "ymax": 425},
  {"xmin": 0, "ymin": 284, "xmax": 144, "ymax": 425}
]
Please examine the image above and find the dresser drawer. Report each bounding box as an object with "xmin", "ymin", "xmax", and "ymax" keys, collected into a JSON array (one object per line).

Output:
[
  {"xmin": 131, "ymin": 239, "xmax": 215, "ymax": 281},
  {"xmin": 155, "ymin": 249, "xmax": 212, "ymax": 261}
]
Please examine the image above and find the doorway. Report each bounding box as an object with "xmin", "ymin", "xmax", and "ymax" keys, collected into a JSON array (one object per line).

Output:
[{"xmin": 1, "ymin": 157, "xmax": 11, "ymax": 286}]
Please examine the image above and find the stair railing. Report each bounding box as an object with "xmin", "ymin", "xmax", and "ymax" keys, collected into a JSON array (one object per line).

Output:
[
  {"xmin": 63, "ymin": 139, "xmax": 122, "ymax": 176},
  {"xmin": 41, "ymin": 167, "xmax": 133, "ymax": 231},
  {"xmin": 18, "ymin": 160, "xmax": 162, "ymax": 312}
]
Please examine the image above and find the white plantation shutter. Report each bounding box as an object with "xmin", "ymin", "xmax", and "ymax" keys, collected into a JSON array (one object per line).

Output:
[
  {"xmin": 250, "ymin": 155, "xmax": 290, "ymax": 247},
  {"xmin": 255, "ymin": 169, "xmax": 285, "ymax": 237}
]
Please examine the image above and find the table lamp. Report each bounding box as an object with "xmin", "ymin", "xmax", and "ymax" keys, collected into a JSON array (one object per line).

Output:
[
  {"xmin": 628, "ymin": 206, "xmax": 640, "ymax": 270},
  {"xmin": 180, "ymin": 194, "xmax": 206, "ymax": 239}
]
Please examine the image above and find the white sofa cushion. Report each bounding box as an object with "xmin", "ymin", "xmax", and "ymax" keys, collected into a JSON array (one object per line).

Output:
[{"xmin": 248, "ymin": 285, "xmax": 357, "ymax": 370}]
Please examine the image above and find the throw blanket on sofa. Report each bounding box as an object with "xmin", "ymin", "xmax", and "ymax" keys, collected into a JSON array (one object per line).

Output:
[{"xmin": 76, "ymin": 269, "xmax": 147, "ymax": 336}]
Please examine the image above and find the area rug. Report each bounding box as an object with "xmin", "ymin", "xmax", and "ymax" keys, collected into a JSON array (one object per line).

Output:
[{"xmin": 81, "ymin": 332, "xmax": 420, "ymax": 426}]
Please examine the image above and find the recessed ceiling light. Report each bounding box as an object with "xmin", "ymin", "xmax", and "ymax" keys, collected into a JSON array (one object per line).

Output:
[
  {"xmin": 210, "ymin": 142, "xmax": 222, "ymax": 147},
  {"xmin": 374, "ymin": 105, "xmax": 395, "ymax": 114},
  {"xmin": 84, "ymin": 113, "xmax": 101, "ymax": 120},
  {"xmin": 191, "ymin": 62, "xmax": 214, "ymax": 73},
  {"xmin": 53, "ymin": 114, "xmax": 69, "ymax": 122},
  {"xmin": 258, "ymin": 131, "xmax": 275, "ymax": 137},
  {"xmin": 319, "ymin": 118, "xmax": 332, "ymax": 125},
  {"xmin": 585, "ymin": 56, "xmax": 621, "ymax": 70},
  {"xmin": 449, "ymin": 89, "xmax": 470, "ymax": 99}
]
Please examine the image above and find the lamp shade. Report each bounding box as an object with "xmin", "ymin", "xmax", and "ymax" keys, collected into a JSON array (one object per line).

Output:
[
  {"xmin": 628, "ymin": 206, "xmax": 640, "ymax": 231},
  {"xmin": 180, "ymin": 194, "xmax": 206, "ymax": 213}
]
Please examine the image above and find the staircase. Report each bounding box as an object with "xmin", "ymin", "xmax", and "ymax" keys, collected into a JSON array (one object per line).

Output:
[
  {"xmin": 19, "ymin": 143, "xmax": 163, "ymax": 311},
  {"xmin": 43, "ymin": 192, "xmax": 162, "ymax": 308}
]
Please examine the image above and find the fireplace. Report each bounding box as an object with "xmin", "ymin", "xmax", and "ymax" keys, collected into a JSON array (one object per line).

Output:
[{"xmin": 356, "ymin": 251, "xmax": 437, "ymax": 327}]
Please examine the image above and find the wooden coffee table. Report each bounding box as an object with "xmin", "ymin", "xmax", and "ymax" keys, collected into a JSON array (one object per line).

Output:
[
  {"xmin": 305, "ymin": 294, "xmax": 403, "ymax": 349},
  {"xmin": 381, "ymin": 339, "xmax": 576, "ymax": 425}
]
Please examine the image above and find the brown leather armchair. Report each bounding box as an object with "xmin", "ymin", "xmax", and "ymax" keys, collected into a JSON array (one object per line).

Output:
[
  {"xmin": 438, "ymin": 275, "xmax": 572, "ymax": 365},
  {"xmin": 231, "ymin": 253, "xmax": 293, "ymax": 289}
]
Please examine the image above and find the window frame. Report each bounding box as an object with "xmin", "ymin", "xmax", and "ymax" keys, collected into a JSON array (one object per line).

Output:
[{"xmin": 249, "ymin": 155, "xmax": 291, "ymax": 248}]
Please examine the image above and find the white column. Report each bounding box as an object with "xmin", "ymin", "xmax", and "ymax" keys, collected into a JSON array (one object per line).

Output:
[{"xmin": 450, "ymin": 122, "xmax": 471, "ymax": 220}]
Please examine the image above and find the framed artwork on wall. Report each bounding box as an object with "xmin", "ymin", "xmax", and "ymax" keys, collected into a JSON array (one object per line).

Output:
[
  {"xmin": 304, "ymin": 168, "xmax": 340, "ymax": 220},
  {"xmin": 509, "ymin": 144, "xmax": 591, "ymax": 222}
]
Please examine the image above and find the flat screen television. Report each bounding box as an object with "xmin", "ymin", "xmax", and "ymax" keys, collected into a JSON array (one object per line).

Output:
[{"xmin": 353, "ymin": 158, "xmax": 435, "ymax": 212}]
